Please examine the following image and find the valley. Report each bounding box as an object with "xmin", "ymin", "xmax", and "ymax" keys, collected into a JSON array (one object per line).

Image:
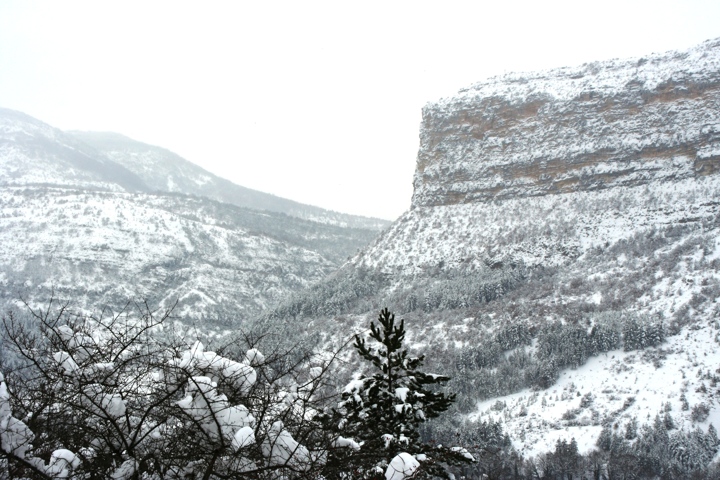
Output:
[{"xmin": 2, "ymin": 37, "xmax": 720, "ymax": 478}]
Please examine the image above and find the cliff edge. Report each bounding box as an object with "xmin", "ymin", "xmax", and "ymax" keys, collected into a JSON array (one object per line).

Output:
[{"xmin": 413, "ymin": 38, "xmax": 720, "ymax": 207}]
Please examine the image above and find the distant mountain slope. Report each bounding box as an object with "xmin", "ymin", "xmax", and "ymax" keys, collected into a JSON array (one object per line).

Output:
[
  {"xmin": 0, "ymin": 108, "xmax": 387, "ymax": 324},
  {"xmin": 69, "ymin": 131, "xmax": 392, "ymax": 229},
  {"xmin": 0, "ymin": 108, "xmax": 149, "ymax": 192},
  {"xmin": 268, "ymin": 38, "xmax": 720, "ymax": 462},
  {"xmin": 0, "ymin": 186, "xmax": 336, "ymax": 323}
]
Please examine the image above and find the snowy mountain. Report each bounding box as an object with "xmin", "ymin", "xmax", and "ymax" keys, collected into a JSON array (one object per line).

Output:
[
  {"xmin": 70, "ymin": 131, "xmax": 390, "ymax": 230},
  {"xmin": 0, "ymin": 186, "xmax": 337, "ymax": 322},
  {"xmin": 269, "ymin": 38, "xmax": 720, "ymax": 469},
  {"xmin": 0, "ymin": 108, "xmax": 148, "ymax": 192},
  {"xmin": 0, "ymin": 109, "xmax": 386, "ymax": 323},
  {"xmin": 413, "ymin": 37, "xmax": 720, "ymax": 208}
]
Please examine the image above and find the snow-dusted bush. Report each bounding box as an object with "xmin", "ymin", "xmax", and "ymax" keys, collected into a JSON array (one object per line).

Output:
[
  {"xmin": 0, "ymin": 301, "xmax": 348, "ymax": 479},
  {"xmin": 691, "ymin": 402, "xmax": 711, "ymax": 423}
]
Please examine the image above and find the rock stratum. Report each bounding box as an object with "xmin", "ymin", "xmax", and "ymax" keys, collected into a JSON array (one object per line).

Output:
[{"xmin": 413, "ymin": 38, "xmax": 720, "ymax": 208}]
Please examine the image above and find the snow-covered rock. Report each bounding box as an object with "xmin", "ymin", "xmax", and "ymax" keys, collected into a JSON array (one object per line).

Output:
[{"xmin": 413, "ymin": 38, "xmax": 720, "ymax": 208}]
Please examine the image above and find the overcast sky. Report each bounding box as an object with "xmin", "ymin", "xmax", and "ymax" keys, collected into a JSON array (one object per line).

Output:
[{"xmin": 1, "ymin": 1, "xmax": 719, "ymax": 220}]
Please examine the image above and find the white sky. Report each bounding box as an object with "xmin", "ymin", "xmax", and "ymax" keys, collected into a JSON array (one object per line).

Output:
[{"xmin": 1, "ymin": 1, "xmax": 719, "ymax": 220}]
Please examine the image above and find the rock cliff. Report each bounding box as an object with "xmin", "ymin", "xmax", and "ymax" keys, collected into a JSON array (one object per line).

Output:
[
  {"xmin": 268, "ymin": 39, "xmax": 720, "ymax": 462},
  {"xmin": 413, "ymin": 38, "xmax": 720, "ymax": 208}
]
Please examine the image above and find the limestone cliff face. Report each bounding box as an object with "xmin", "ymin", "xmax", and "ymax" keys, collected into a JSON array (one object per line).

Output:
[{"xmin": 413, "ymin": 38, "xmax": 720, "ymax": 208}]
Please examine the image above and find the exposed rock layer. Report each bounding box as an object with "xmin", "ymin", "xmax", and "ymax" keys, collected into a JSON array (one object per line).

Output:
[{"xmin": 413, "ymin": 39, "xmax": 720, "ymax": 208}]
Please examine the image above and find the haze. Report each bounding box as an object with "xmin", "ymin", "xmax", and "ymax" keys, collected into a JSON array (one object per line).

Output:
[{"xmin": 1, "ymin": 0, "xmax": 719, "ymax": 220}]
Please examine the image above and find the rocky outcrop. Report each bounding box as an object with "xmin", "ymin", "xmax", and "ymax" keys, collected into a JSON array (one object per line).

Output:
[{"xmin": 413, "ymin": 38, "xmax": 720, "ymax": 207}]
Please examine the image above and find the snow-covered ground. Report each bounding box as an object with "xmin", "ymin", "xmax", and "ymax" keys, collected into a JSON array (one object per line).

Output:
[
  {"xmin": 471, "ymin": 323, "xmax": 720, "ymax": 458},
  {"xmin": 355, "ymin": 174, "xmax": 720, "ymax": 277}
]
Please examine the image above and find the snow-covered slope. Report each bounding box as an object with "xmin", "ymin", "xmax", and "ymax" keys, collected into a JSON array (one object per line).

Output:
[
  {"xmin": 0, "ymin": 186, "xmax": 335, "ymax": 322},
  {"xmin": 356, "ymin": 175, "xmax": 720, "ymax": 276},
  {"xmin": 473, "ymin": 324, "xmax": 720, "ymax": 459},
  {"xmin": 70, "ymin": 131, "xmax": 391, "ymax": 229},
  {"xmin": 0, "ymin": 108, "xmax": 148, "ymax": 192},
  {"xmin": 0, "ymin": 108, "xmax": 385, "ymax": 324}
]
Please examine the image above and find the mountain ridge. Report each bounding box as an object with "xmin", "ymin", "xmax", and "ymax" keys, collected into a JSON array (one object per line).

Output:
[
  {"xmin": 0, "ymin": 107, "xmax": 150, "ymax": 193},
  {"xmin": 0, "ymin": 108, "xmax": 386, "ymax": 322},
  {"xmin": 69, "ymin": 130, "xmax": 391, "ymax": 229}
]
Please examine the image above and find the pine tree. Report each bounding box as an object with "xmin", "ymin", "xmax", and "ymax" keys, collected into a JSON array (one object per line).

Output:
[
  {"xmin": 664, "ymin": 411, "xmax": 675, "ymax": 430},
  {"xmin": 625, "ymin": 417, "xmax": 638, "ymax": 440},
  {"xmin": 708, "ymin": 423, "xmax": 718, "ymax": 447},
  {"xmin": 321, "ymin": 308, "xmax": 472, "ymax": 478},
  {"xmin": 553, "ymin": 437, "xmax": 580, "ymax": 479}
]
